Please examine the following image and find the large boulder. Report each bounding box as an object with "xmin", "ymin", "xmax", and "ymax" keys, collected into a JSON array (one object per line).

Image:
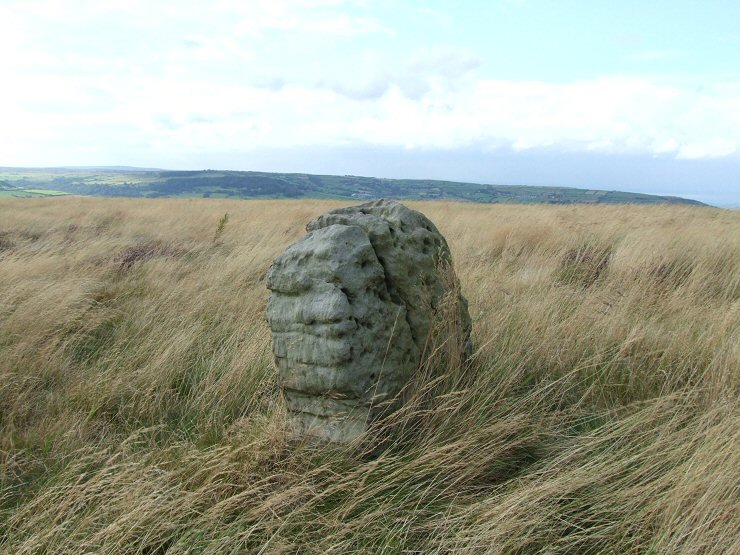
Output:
[{"xmin": 266, "ymin": 200, "xmax": 471, "ymax": 442}]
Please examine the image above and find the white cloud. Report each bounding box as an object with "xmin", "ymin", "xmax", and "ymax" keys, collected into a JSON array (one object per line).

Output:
[
  {"xmin": 4, "ymin": 71, "xmax": 738, "ymax": 164},
  {"xmin": 676, "ymin": 140, "xmax": 737, "ymax": 160},
  {"xmin": 408, "ymin": 48, "xmax": 480, "ymax": 78},
  {"xmin": 319, "ymin": 47, "xmax": 480, "ymax": 101},
  {"xmin": 630, "ymin": 50, "xmax": 687, "ymax": 61},
  {"xmin": 1, "ymin": 1, "xmax": 739, "ymax": 165},
  {"xmin": 328, "ymin": 76, "xmax": 738, "ymax": 158}
]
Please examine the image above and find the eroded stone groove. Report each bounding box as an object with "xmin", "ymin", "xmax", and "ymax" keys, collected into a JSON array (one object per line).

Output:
[{"xmin": 266, "ymin": 200, "xmax": 472, "ymax": 442}]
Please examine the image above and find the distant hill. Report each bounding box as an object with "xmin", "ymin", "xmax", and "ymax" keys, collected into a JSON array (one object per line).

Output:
[{"xmin": 0, "ymin": 167, "xmax": 706, "ymax": 205}]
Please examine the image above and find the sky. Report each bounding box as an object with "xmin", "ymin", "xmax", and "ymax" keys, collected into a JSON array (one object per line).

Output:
[{"xmin": 1, "ymin": 0, "xmax": 739, "ymax": 205}]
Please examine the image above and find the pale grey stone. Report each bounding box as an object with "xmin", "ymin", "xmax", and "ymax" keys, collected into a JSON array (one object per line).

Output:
[{"xmin": 266, "ymin": 200, "xmax": 472, "ymax": 442}]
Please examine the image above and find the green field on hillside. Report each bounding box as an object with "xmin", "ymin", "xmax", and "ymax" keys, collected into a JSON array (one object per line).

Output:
[
  {"xmin": 0, "ymin": 167, "xmax": 705, "ymax": 205},
  {"xmin": 0, "ymin": 180, "xmax": 70, "ymax": 198}
]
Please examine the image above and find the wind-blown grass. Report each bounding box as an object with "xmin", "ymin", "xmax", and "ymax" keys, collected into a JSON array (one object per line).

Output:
[{"xmin": 0, "ymin": 198, "xmax": 738, "ymax": 554}]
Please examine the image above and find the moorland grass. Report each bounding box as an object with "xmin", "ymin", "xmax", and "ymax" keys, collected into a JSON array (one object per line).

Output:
[{"xmin": 0, "ymin": 198, "xmax": 738, "ymax": 554}]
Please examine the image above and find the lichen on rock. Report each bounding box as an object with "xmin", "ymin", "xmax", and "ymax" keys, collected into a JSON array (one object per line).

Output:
[{"xmin": 266, "ymin": 200, "xmax": 472, "ymax": 442}]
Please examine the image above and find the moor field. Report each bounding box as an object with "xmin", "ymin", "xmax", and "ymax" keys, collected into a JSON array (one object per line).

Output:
[{"xmin": 0, "ymin": 198, "xmax": 738, "ymax": 554}]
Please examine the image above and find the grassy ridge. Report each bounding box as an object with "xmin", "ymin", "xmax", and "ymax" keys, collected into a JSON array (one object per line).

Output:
[
  {"xmin": 0, "ymin": 167, "xmax": 705, "ymax": 205},
  {"xmin": 0, "ymin": 198, "xmax": 737, "ymax": 553}
]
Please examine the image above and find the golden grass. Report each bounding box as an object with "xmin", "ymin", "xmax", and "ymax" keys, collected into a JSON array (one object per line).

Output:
[{"xmin": 0, "ymin": 197, "xmax": 738, "ymax": 554}]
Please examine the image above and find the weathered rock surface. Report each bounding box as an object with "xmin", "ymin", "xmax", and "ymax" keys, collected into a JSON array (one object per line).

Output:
[{"xmin": 266, "ymin": 200, "xmax": 471, "ymax": 442}]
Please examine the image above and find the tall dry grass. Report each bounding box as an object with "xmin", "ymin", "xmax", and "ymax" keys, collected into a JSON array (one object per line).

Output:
[{"xmin": 0, "ymin": 197, "xmax": 738, "ymax": 554}]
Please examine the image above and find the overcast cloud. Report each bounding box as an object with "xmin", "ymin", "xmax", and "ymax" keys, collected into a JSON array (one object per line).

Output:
[{"xmin": 1, "ymin": 0, "xmax": 738, "ymax": 204}]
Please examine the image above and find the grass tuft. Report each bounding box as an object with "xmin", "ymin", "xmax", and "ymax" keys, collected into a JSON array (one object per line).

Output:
[{"xmin": 113, "ymin": 243, "xmax": 178, "ymax": 272}]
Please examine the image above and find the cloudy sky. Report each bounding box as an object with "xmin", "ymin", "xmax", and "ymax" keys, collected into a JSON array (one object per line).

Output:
[{"xmin": 2, "ymin": 0, "xmax": 739, "ymax": 205}]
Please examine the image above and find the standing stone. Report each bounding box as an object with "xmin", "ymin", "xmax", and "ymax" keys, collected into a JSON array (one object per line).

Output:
[{"xmin": 266, "ymin": 200, "xmax": 472, "ymax": 442}]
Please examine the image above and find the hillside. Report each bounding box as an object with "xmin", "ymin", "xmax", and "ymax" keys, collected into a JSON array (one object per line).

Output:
[
  {"xmin": 0, "ymin": 178, "xmax": 70, "ymax": 198},
  {"xmin": 0, "ymin": 167, "xmax": 705, "ymax": 205},
  {"xmin": 0, "ymin": 198, "xmax": 736, "ymax": 553}
]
